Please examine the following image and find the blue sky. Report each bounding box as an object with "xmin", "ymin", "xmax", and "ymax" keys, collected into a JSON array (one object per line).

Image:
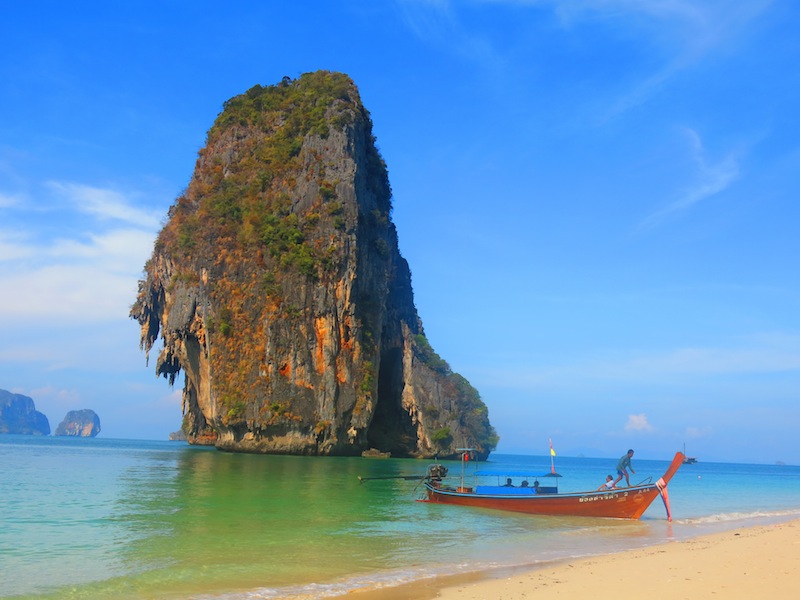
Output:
[{"xmin": 1, "ymin": 1, "xmax": 798, "ymax": 464}]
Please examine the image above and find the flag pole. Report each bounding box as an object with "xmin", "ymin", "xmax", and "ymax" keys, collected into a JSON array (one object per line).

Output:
[{"xmin": 549, "ymin": 438, "xmax": 556, "ymax": 474}]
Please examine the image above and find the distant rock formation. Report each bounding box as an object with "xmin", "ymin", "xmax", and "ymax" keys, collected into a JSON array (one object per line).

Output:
[
  {"xmin": 361, "ymin": 448, "xmax": 391, "ymax": 458},
  {"xmin": 0, "ymin": 389, "xmax": 51, "ymax": 435},
  {"xmin": 54, "ymin": 409, "xmax": 101, "ymax": 437},
  {"xmin": 131, "ymin": 71, "xmax": 498, "ymax": 459},
  {"xmin": 169, "ymin": 429, "xmax": 188, "ymax": 441}
]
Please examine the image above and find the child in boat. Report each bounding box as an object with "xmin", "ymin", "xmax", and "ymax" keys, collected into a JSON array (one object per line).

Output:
[{"xmin": 598, "ymin": 475, "xmax": 616, "ymax": 491}]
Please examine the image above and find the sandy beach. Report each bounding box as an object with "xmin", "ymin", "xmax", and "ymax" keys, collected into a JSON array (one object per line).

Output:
[{"xmin": 354, "ymin": 518, "xmax": 800, "ymax": 599}]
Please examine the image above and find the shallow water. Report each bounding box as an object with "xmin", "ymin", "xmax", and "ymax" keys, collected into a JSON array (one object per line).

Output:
[{"xmin": 1, "ymin": 436, "xmax": 798, "ymax": 599}]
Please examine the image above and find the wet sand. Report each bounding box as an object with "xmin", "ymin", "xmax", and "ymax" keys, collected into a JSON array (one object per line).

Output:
[{"xmin": 351, "ymin": 518, "xmax": 799, "ymax": 599}]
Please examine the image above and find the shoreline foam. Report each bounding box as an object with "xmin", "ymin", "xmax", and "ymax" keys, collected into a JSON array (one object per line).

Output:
[{"xmin": 350, "ymin": 517, "xmax": 800, "ymax": 599}]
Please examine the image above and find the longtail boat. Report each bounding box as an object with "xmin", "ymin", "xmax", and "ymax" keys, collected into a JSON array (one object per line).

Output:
[{"xmin": 420, "ymin": 451, "xmax": 685, "ymax": 521}]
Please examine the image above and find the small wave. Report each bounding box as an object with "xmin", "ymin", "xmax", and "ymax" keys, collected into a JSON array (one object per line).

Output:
[
  {"xmin": 195, "ymin": 553, "xmax": 576, "ymax": 600},
  {"xmin": 675, "ymin": 508, "xmax": 800, "ymax": 526},
  {"xmin": 194, "ymin": 536, "xmax": 642, "ymax": 600},
  {"xmin": 559, "ymin": 522, "xmax": 643, "ymax": 536},
  {"xmin": 195, "ymin": 563, "xmax": 484, "ymax": 600}
]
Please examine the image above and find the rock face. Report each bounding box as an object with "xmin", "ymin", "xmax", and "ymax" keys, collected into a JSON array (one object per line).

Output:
[
  {"xmin": 0, "ymin": 389, "xmax": 50, "ymax": 435},
  {"xmin": 54, "ymin": 409, "xmax": 101, "ymax": 437},
  {"xmin": 131, "ymin": 71, "xmax": 498, "ymax": 459}
]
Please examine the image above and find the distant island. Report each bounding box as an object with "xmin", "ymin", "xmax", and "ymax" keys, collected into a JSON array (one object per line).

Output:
[
  {"xmin": 1, "ymin": 389, "xmax": 102, "ymax": 438},
  {"xmin": 54, "ymin": 409, "xmax": 101, "ymax": 437},
  {"xmin": 0, "ymin": 389, "xmax": 50, "ymax": 435}
]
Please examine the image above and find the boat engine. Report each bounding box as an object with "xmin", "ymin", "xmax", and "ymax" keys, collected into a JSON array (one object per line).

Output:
[{"xmin": 426, "ymin": 464, "xmax": 448, "ymax": 481}]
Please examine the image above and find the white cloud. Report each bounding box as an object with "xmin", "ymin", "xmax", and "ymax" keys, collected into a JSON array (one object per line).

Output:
[{"xmin": 625, "ymin": 413, "xmax": 654, "ymax": 432}]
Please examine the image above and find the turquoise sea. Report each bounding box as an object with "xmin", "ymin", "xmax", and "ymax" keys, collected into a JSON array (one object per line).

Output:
[{"xmin": 2, "ymin": 436, "xmax": 799, "ymax": 599}]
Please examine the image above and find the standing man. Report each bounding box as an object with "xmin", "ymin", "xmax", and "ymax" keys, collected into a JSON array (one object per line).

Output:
[{"xmin": 613, "ymin": 449, "xmax": 636, "ymax": 487}]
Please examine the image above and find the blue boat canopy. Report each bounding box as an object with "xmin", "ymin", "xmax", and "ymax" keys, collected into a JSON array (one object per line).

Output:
[{"xmin": 474, "ymin": 470, "xmax": 562, "ymax": 478}]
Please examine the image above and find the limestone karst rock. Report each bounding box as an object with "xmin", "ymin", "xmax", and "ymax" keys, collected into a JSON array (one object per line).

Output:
[
  {"xmin": 0, "ymin": 389, "xmax": 50, "ymax": 435},
  {"xmin": 54, "ymin": 409, "xmax": 101, "ymax": 437},
  {"xmin": 131, "ymin": 71, "xmax": 498, "ymax": 458}
]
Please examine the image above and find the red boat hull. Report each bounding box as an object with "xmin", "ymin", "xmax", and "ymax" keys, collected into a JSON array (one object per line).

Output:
[{"xmin": 423, "ymin": 452, "xmax": 685, "ymax": 520}]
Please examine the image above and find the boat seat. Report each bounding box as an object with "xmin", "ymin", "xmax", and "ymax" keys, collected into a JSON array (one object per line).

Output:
[
  {"xmin": 474, "ymin": 486, "xmax": 559, "ymax": 495},
  {"xmin": 475, "ymin": 486, "xmax": 536, "ymax": 495}
]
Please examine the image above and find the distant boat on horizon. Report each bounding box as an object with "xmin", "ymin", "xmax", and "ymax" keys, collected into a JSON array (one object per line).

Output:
[{"xmin": 683, "ymin": 443, "xmax": 698, "ymax": 464}]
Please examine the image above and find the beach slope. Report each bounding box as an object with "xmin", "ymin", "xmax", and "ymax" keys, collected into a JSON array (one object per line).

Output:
[
  {"xmin": 357, "ymin": 519, "xmax": 799, "ymax": 599},
  {"xmin": 435, "ymin": 519, "xmax": 799, "ymax": 599}
]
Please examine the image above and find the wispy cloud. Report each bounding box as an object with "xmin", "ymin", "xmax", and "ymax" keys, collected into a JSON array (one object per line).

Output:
[
  {"xmin": 394, "ymin": 0, "xmax": 504, "ymax": 67},
  {"xmin": 596, "ymin": 0, "xmax": 774, "ymax": 118},
  {"xmin": 475, "ymin": 0, "xmax": 773, "ymax": 37},
  {"xmin": 470, "ymin": 0, "xmax": 775, "ymax": 119},
  {"xmin": 25, "ymin": 386, "xmax": 84, "ymax": 417},
  {"xmin": 0, "ymin": 233, "xmax": 155, "ymax": 321},
  {"xmin": 620, "ymin": 341, "xmax": 800, "ymax": 377},
  {"xmin": 0, "ymin": 191, "xmax": 23, "ymax": 208},
  {"xmin": 0, "ymin": 181, "xmax": 160, "ymax": 323},
  {"xmin": 525, "ymin": 0, "xmax": 706, "ymax": 24},
  {"xmin": 685, "ymin": 425, "xmax": 712, "ymax": 439},
  {"xmin": 395, "ymin": 0, "xmax": 454, "ymax": 40},
  {"xmin": 47, "ymin": 181, "xmax": 162, "ymax": 229},
  {"xmin": 629, "ymin": 340, "xmax": 800, "ymax": 376},
  {"xmin": 476, "ymin": 333, "xmax": 800, "ymax": 389},
  {"xmin": 0, "ymin": 229, "xmax": 36, "ymax": 261},
  {"xmin": 638, "ymin": 127, "xmax": 742, "ymax": 230}
]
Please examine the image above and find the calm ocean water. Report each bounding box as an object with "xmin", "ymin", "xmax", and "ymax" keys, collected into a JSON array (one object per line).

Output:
[{"xmin": 2, "ymin": 436, "xmax": 798, "ymax": 599}]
